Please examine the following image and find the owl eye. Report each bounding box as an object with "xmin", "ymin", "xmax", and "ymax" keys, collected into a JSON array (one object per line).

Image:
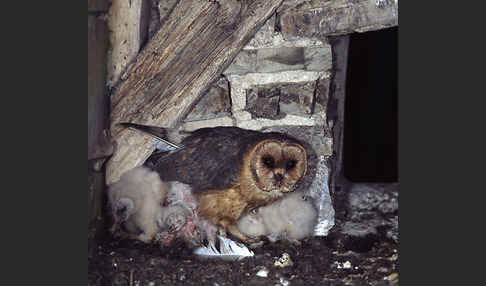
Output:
[
  {"xmin": 262, "ymin": 156, "xmax": 275, "ymax": 168},
  {"xmin": 286, "ymin": 160, "xmax": 297, "ymax": 170}
]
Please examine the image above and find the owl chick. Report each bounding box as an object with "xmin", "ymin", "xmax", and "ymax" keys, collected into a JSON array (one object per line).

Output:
[
  {"xmin": 157, "ymin": 181, "xmax": 206, "ymax": 247},
  {"xmin": 121, "ymin": 123, "xmax": 308, "ymax": 243},
  {"xmin": 107, "ymin": 166, "xmax": 171, "ymax": 243},
  {"xmin": 237, "ymin": 191, "xmax": 318, "ymax": 243}
]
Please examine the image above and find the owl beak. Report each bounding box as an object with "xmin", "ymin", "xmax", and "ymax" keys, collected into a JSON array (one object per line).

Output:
[{"xmin": 274, "ymin": 173, "xmax": 284, "ymax": 182}]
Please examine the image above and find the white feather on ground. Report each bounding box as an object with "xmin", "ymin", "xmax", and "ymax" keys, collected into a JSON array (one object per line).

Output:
[
  {"xmin": 107, "ymin": 166, "xmax": 170, "ymax": 243},
  {"xmin": 237, "ymin": 191, "xmax": 318, "ymax": 243},
  {"xmin": 193, "ymin": 235, "xmax": 254, "ymax": 261}
]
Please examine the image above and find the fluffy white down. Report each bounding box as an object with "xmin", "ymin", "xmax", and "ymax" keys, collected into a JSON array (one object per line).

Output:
[
  {"xmin": 107, "ymin": 166, "xmax": 170, "ymax": 242},
  {"xmin": 279, "ymin": 192, "xmax": 318, "ymax": 240},
  {"xmin": 237, "ymin": 191, "xmax": 318, "ymax": 241}
]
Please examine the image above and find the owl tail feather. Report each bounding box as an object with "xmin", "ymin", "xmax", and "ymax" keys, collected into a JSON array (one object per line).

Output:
[{"xmin": 119, "ymin": 122, "xmax": 182, "ymax": 149}]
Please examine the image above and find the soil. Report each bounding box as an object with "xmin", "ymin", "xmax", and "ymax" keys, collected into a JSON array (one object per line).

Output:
[{"xmin": 88, "ymin": 229, "xmax": 398, "ymax": 286}]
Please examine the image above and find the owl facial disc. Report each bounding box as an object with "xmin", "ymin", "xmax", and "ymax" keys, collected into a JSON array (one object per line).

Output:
[{"xmin": 251, "ymin": 139, "xmax": 307, "ymax": 194}]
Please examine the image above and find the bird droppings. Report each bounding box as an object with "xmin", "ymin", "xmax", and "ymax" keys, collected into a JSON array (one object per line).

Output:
[{"xmin": 89, "ymin": 231, "xmax": 398, "ymax": 285}]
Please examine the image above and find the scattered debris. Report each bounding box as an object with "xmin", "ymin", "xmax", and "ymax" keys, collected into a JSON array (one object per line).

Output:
[
  {"xmin": 335, "ymin": 260, "xmax": 352, "ymax": 269},
  {"xmin": 384, "ymin": 272, "xmax": 399, "ymax": 283},
  {"xmin": 274, "ymin": 253, "xmax": 293, "ymax": 268},
  {"xmin": 256, "ymin": 267, "xmax": 269, "ymax": 278},
  {"xmin": 279, "ymin": 277, "xmax": 290, "ymax": 286},
  {"xmin": 89, "ymin": 236, "xmax": 399, "ymax": 285}
]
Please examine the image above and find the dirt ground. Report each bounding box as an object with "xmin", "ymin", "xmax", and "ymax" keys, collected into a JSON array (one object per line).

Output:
[{"xmin": 88, "ymin": 229, "xmax": 398, "ymax": 286}]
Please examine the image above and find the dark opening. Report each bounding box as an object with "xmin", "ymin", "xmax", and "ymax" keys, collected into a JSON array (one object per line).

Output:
[{"xmin": 343, "ymin": 27, "xmax": 398, "ymax": 182}]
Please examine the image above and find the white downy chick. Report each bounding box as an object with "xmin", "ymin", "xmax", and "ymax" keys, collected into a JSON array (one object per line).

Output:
[
  {"xmin": 237, "ymin": 191, "xmax": 318, "ymax": 243},
  {"xmin": 278, "ymin": 191, "xmax": 318, "ymax": 241},
  {"xmin": 107, "ymin": 166, "xmax": 170, "ymax": 243},
  {"xmin": 158, "ymin": 181, "xmax": 219, "ymax": 247}
]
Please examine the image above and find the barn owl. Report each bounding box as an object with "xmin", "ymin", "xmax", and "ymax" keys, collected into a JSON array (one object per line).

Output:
[{"xmin": 121, "ymin": 123, "xmax": 309, "ymax": 243}]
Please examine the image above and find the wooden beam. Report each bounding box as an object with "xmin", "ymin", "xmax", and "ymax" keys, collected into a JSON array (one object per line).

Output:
[
  {"xmin": 279, "ymin": 0, "xmax": 398, "ymax": 38},
  {"xmin": 106, "ymin": 0, "xmax": 284, "ymax": 184}
]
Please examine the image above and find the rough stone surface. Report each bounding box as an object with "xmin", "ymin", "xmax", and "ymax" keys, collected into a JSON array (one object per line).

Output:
[
  {"xmin": 223, "ymin": 50, "xmax": 257, "ymax": 75},
  {"xmin": 183, "ymin": 77, "xmax": 231, "ymax": 122},
  {"xmin": 279, "ymin": 0, "xmax": 398, "ymax": 39},
  {"xmin": 223, "ymin": 8, "xmax": 331, "ymax": 76},
  {"xmin": 304, "ymin": 46, "xmax": 333, "ymax": 71},
  {"xmin": 348, "ymin": 184, "xmax": 398, "ymax": 217},
  {"xmin": 279, "ymin": 82, "xmax": 314, "ymax": 116},
  {"xmin": 244, "ymin": 13, "xmax": 277, "ymax": 49},
  {"xmin": 246, "ymin": 85, "xmax": 282, "ymax": 119},
  {"xmin": 228, "ymin": 70, "xmax": 330, "ymax": 131},
  {"xmin": 237, "ymin": 114, "xmax": 317, "ymax": 130},
  {"xmin": 245, "ymin": 82, "xmax": 317, "ymax": 119},
  {"xmin": 224, "ymin": 45, "xmax": 332, "ymax": 75},
  {"xmin": 227, "ymin": 70, "xmax": 330, "ymax": 113},
  {"xmin": 243, "ymin": 11, "xmax": 326, "ymax": 50},
  {"xmin": 315, "ymin": 76, "xmax": 330, "ymax": 114},
  {"xmin": 182, "ymin": 116, "xmax": 234, "ymax": 132},
  {"xmin": 229, "ymin": 71, "xmax": 330, "ymax": 123},
  {"xmin": 343, "ymin": 183, "xmax": 399, "ymax": 243},
  {"xmin": 256, "ymin": 47, "xmax": 305, "ymax": 73}
]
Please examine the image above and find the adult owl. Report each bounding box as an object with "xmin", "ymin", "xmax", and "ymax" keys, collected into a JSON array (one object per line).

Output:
[{"xmin": 121, "ymin": 123, "xmax": 309, "ymax": 242}]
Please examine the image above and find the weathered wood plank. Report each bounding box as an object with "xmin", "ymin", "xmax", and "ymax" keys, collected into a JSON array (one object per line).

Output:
[
  {"xmin": 106, "ymin": 0, "xmax": 284, "ymax": 184},
  {"xmin": 107, "ymin": 0, "xmax": 151, "ymax": 88},
  {"xmin": 279, "ymin": 0, "xmax": 398, "ymax": 39}
]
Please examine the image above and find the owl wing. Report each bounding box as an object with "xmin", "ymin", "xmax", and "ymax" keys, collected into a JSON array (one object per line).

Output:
[{"xmin": 153, "ymin": 127, "xmax": 259, "ymax": 192}]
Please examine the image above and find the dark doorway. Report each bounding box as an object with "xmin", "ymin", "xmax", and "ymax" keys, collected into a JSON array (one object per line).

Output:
[{"xmin": 343, "ymin": 27, "xmax": 398, "ymax": 182}]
